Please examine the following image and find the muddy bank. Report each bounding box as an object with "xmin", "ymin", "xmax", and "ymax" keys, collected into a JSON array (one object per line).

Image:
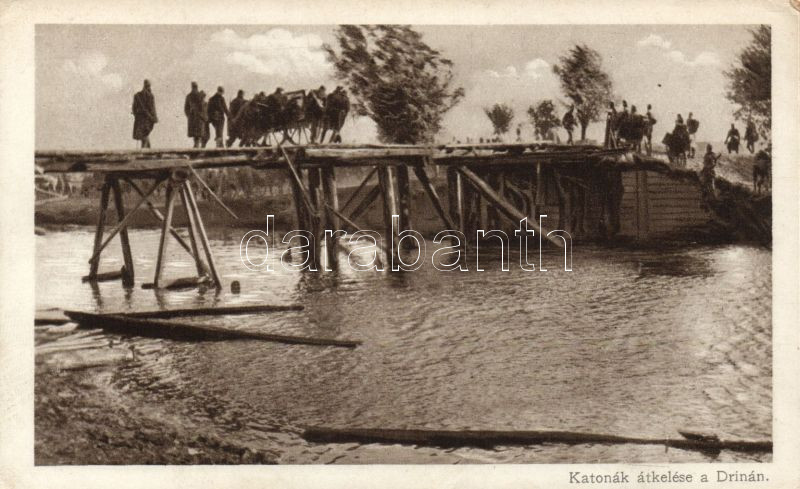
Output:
[{"xmin": 35, "ymin": 351, "xmax": 276, "ymax": 465}]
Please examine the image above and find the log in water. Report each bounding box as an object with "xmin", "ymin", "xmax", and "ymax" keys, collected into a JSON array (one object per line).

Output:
[
  {"xmin": 301, "ymin": 427, "xmax": 772, "ymax": 453},
  {"xmin": 121, "ymin": 304, "xmax": 304, "ymax": 318},
  {"xmin": 64, "ymin": 310, "xmax": 360, "ymax": 348}
]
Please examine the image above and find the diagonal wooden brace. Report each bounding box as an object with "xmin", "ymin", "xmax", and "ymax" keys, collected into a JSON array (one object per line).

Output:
[{"xmin": 87, "ymin": 176, "xmax": 165, "ymax": 265}]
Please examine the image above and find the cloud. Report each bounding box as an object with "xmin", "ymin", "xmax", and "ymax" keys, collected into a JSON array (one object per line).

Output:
[
  {"xmin": 485, "ymin": 58, "xmax": 549, "ymax": 79},
  {"xmin": 210, "ymin": 28, "xmax": 331, "ymax": 78},
  {"xmin": 523, "ymin": 58, "xmax": 549, "ymax": 78},
  {"xmin": 637, "ymin": 34, "xmax": 672, "ymax": 50},
  {"xmin": 62, "ymin": 52, "xmax": 123, "ymax": 91},
  {"xmin": 666, "ymin": 49, "xmax": 720, "ymax": 66},
  {"xmin": 637, "ymin": 34, "xmax": 720, "ymax": 67},
  {"xmin": 486, "ymin": 66, "xmax": 518, "ymax": 78}
]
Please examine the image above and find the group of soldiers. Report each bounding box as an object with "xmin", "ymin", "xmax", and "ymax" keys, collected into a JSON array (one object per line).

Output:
[
  {"xmin": 601, "ymin": 100, "xmax": 660, "ymax": 154},
  {"xmin": 131, "ymin": 80, "xmax": 350, "ymax": 149},
  {"xmin": 724, "ymin": 117, "xmax": 760, "ymax": 155}
]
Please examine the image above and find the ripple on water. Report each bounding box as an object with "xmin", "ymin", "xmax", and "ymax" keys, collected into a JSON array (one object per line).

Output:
[{"xmin": 36, "ymin": 231, "xmax": 772, "ymax": 463}]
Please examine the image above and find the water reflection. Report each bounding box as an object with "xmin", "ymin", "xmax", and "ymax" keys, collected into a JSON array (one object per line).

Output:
[
  {"xmin": 635, "ymin": 252, "xmax": 716, "ymax": 279},
  {"xmin": 35, "ymin": 229, "xmax": 772, "ymax": 463}
]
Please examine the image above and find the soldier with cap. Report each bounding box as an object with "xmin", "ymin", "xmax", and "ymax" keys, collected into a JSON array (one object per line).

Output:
[{"xmin": 132, "ymin": 79, "xmax": 157, "ymax": 149}]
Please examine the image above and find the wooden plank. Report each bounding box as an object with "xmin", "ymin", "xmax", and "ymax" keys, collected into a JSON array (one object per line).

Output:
[
  {"xmin": 279, "ymin": 144, "xmax": 317, "ymax": 218},
  {"xmin": 340, "ymin": 167, "xmax": 377, "ymax": 213},
  {"xmin": 301, "ymin": 427, "xmax": 772, "ymax": 453},
  {"xmin": 125, "ymin": 178, "xmax": 196, "ymax": 258},
  {"xmin": 110, "ymin": 178, "xmax": 136, "ymax": 286},
  {"xmin": 349, "ymin": 184, "xmax": 381, "ymax": 223},
  {"xmin": 178, "ymin": 185, "xmax": 207, "ymax": 277},
  {"xmin": 120, "ymin": 304, "xmax": 304, "ymax": 319},
  {"xmin": 153, "ymin": 182, "xmax": 177, "ymax": 288},
  {"xmin": 458, "ymin": 167, "xmax": 562, "ymax": 247},
  {"xmin": 34, "ymin": 310, "xmax": 71, "ymax": 326},
  {"xmin": 321, "ymin": 165, "xmax": 340, "ymax": 268},
  {"xmin": 304, "ymin": 147, "xmax": 432, "ymax": 159},
  {"xmin": 87, "ymin": 177, "xmax": 163, "ymax": 265},
  {"xmin": 142, "ymin": 276, "xmax": 210, "ymax": 290},
  {"xmin": 378, "ymin": 166, "xmax": 398, "ymax": 261},
  {"xmin": 396, "ymin": 164, "xmax": 412, "ymax": 233},
  {"xmin": 413, "ymin": 164, "xmax": 456, "ymax": 231},
  {"xmin": 187, "ymin": 166, "xmax": 239, "ymax": 220},
  {"xmin": 183, "ymin": 181, "xmax": 222, "ymax": 288},
  {"xmin": 88, "ymin": 180, "xmax": 111, "ymax": 278},
  {"xmin": 63, "ymin": 310, "xmax": 361, "ymax": 348},
  {"xmin": 82, "ymin": 268, "xmax": 124, "ymax": 283}
]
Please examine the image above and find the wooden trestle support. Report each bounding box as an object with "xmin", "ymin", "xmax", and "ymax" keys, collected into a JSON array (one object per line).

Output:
[
  {"xmin": 84, "ymin": 169, "xmax": 222, "ymax": 290},
  {"xmin": 37, "ymin": 143, "xmax": 631, "ymax": 288}
]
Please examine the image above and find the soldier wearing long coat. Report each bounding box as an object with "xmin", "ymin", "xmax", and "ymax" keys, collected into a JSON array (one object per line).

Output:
[
  {"xmin": 132, "ymin": 79, "xmax": 157, "ymax": 148},
  {"xmin": 184, "ymin": 82, "xmax": 204, "ymax": 147},
  {"xmin": 208, "ymin": 86, "xmax": 231, "ymax": 148},
  {"xmin": 226, "ymin": 90, "xmax": 246, "ymax": 147}
]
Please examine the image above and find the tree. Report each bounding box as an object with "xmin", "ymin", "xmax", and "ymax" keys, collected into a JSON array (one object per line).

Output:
[
  {"xmin": 484, "ymin": 103, "xmax": 515, "ymax": 138},
  {"xmin": 725, "ymin": 25, "xmax": 771, "ymax": 139},
  {"xmin": 323, "ymin": 25, "xmax": 464, "ymax": 144},
  {"xmin": 552, "ymin": 44, "xmax": 613, "ymax": 141},
  {"xmin": 527, "ymin": 100, "xmax": 561, "ymax": 141}
]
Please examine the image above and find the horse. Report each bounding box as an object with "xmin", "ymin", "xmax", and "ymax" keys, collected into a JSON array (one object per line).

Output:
[
  {"xmin": 662, "ymin": 130, "xmax": 690, "ymax": 167},
  {"xmin": 617, "ymin": 114, "xmax": 648, "ymax": 153},
  {"xmin": 753, "ymin": 149, "xmax": 771, "ymax": 195}
]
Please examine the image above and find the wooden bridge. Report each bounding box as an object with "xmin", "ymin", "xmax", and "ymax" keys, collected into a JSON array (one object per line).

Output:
[{"xmin": 36, "ymin": 142, "xmax": 718, "ymax": 290}]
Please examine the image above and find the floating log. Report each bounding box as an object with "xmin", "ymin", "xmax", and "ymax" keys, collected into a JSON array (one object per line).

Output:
[
  {"xmin": 63, "ymin": 310, "xmax": 361, "ymax": 347},
  {"xmin": 301, "ymin": 427, "xmax": 772, "ymax": 453},
  {"xmin": 120, "ymin": 304, "xmax": 304, "ymax": 319},
  {"xmin": 34, "ymin": 310, "xmax": 70, "ymax": 326},
  {"xmin": 142, "ymin": 275, "xmax": 210, "ymax": 290},
  {"xmin": 82, "ymin": 268, "xmax": 124, "ymax": 283}
]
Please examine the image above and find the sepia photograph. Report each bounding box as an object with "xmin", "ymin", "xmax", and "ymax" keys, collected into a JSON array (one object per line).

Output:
[{"xmin": 2, "ymin": 1, "xmax": 799, "ymax": 487}]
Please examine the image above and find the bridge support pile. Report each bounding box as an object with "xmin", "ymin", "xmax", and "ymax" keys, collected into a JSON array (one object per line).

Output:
[
  {"xmin": 36, "ymin": 143, "xmax": 630, "ymax": 286},
  {"xmin": 84, "ymin": 169, "xmax": 222, "ymax": 290}
]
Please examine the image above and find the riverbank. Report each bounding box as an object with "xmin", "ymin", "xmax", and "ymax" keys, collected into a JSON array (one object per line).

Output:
[
  {"xmin": 34, "ymin": 182, "xmax": 450, "ymax": 236},
  {"xmin": 35, "ymin": 343, "xmax": 276, "ymax": 465}
]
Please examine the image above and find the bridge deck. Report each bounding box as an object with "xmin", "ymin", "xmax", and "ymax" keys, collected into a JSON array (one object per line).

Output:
[{"xmin": 35, "ymin": 143, "xmax": 628, "ymax": 174}]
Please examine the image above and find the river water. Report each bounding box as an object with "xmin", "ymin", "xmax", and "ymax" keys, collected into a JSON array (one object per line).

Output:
[{"xmin": 35, "ymin": 227, "xmax": 771, "ymax": 463}]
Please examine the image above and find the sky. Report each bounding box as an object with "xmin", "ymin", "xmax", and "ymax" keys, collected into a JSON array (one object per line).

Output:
[{"xmin": 35, "ymin": 24, "xmax": 758, "ymax": 150}]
